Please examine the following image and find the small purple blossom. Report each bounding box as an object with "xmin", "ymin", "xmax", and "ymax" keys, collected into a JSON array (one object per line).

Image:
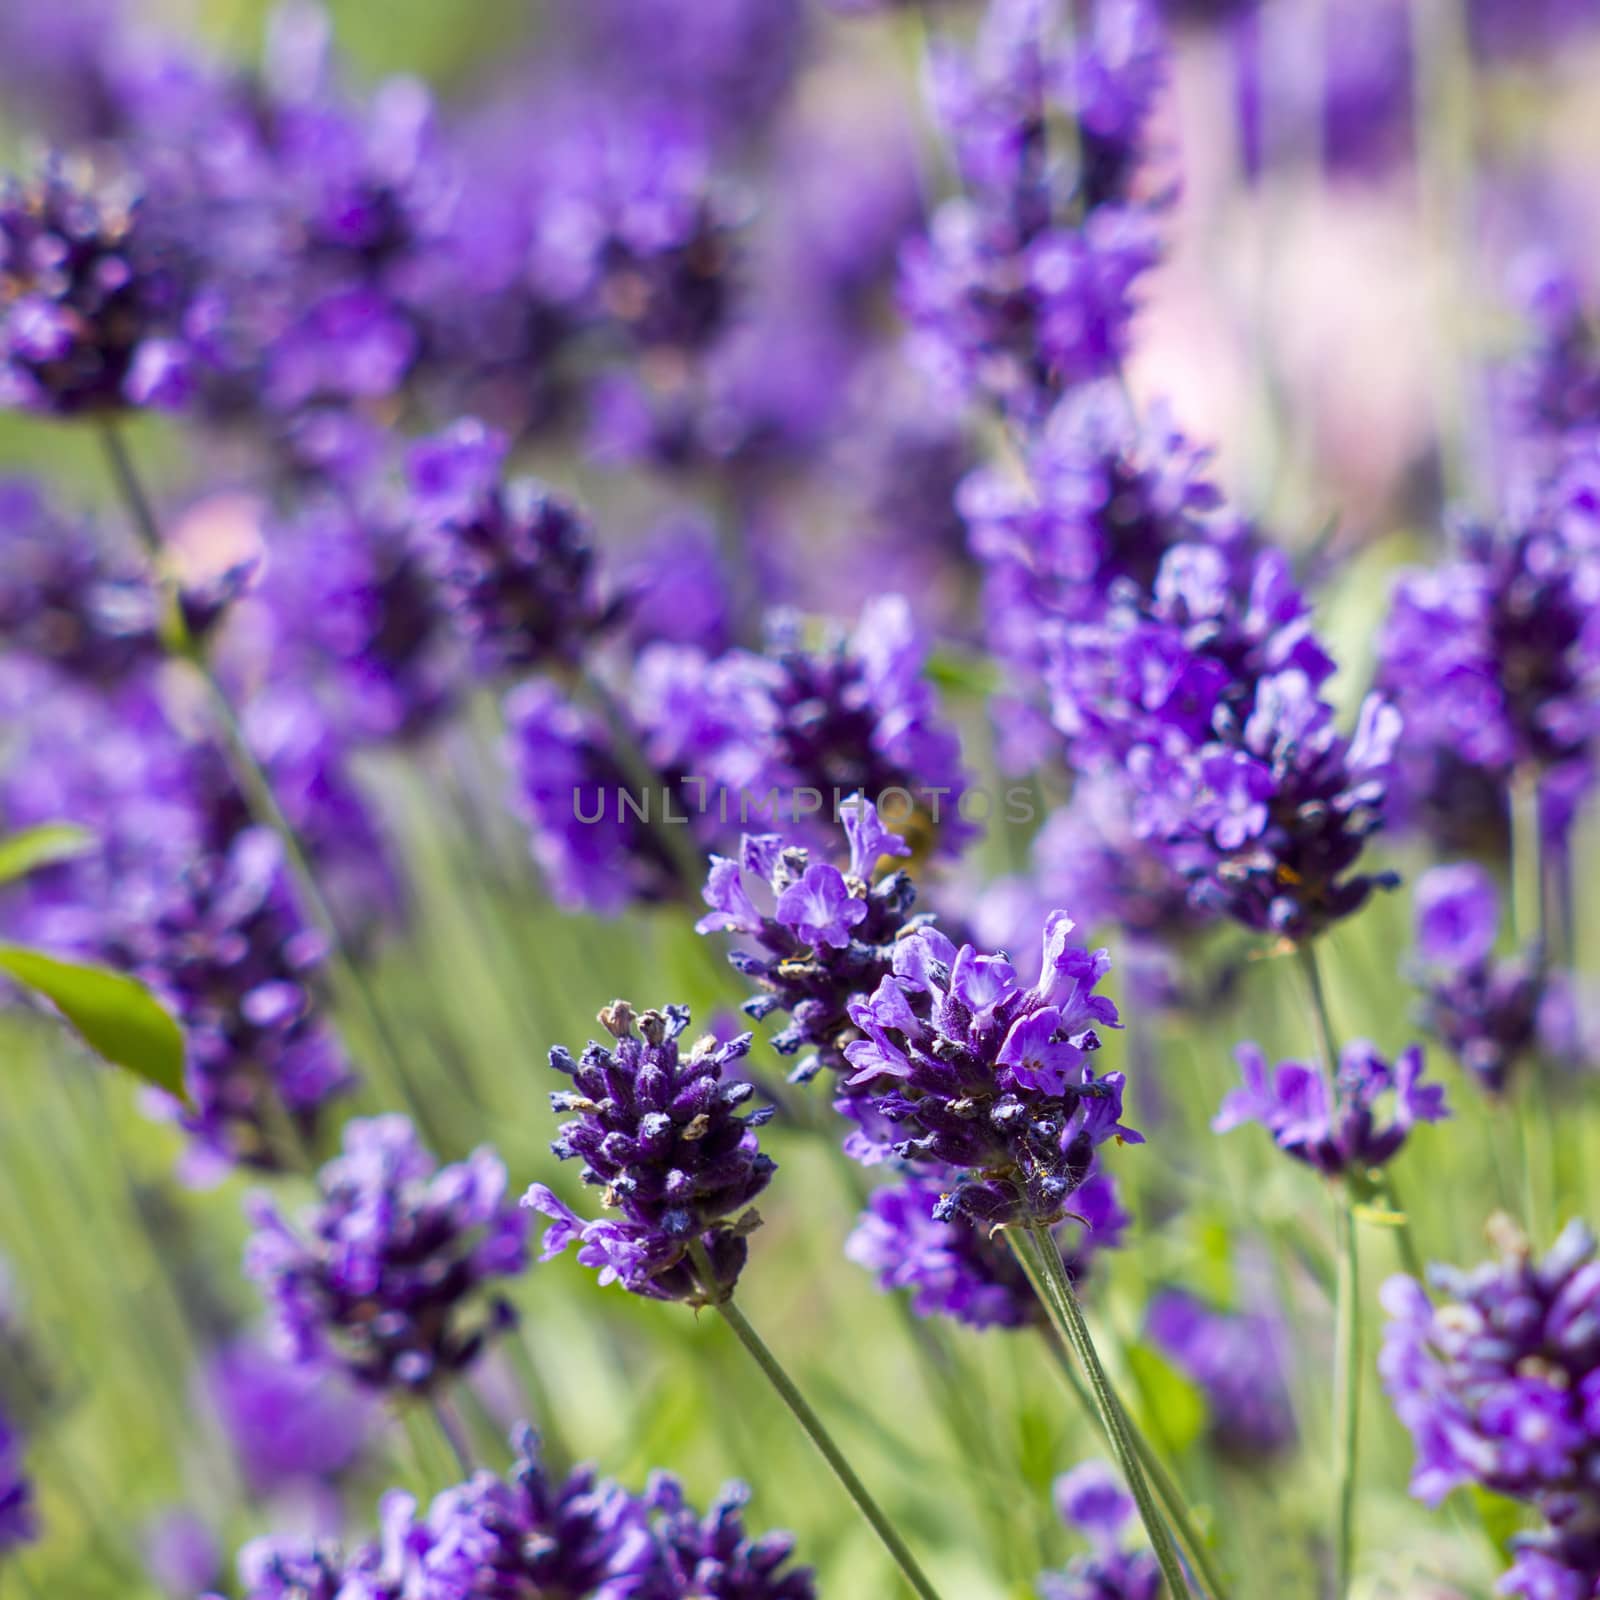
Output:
[
  {"xmin": 1382, "ymin": 1218, "xmax": 1600, "ymax": 1600},
  {"xmin": 847, "ymin": 1167, "xmax": 1128, "ymax": 1330},
  {"xmin": 204, "ymin": 1335, "xmax": 373, "ymax": 1497},
  {"xmin": 649, "ymin": 1474, "xmax": 818, "ymax": 1599},
  {"xmin": 408, "ymin": 419, "xmax": 622, "ymax": 676},
  {"xmin": 244, "ymin": 1115, "xmax": 529, "ymax": 1395},
  {"xmin": 838, "ymin": 913, "xmax": 1134, "ymax": 1228},
  {"xmin": 697, "ymin": 798, "xmax": 926, "ymax": 1082},
  {"xmin": 0, "ymin": 155, "xmax": 197, "ymax": 415},
  {"xmin": 1039, "ymin": 1460, "xmax": 1160, "ymax": 1600},
  {"xmin": 524, "ymin": 1002, "xmax": 775, "ymax": 1303},
  {"xmin": 1145, "ymin": 1288, "xmax": 1297, "ymax": 1459},
  {"xmin": 1214, "ymin": 1039, "xmax": 1447, "ymax": 1179}
]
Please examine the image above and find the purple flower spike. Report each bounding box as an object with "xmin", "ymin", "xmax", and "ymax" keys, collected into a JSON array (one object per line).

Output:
[
  {"xmin": 1382, "ymin": 1219, "xmax": 1600, "ymax": 1598},
  {"xmin": 244, "ymin": 1116, "xmax": 529, "ymax": 1396},
  {"xmin": 0, "ymin": 155, "xmax": 199, "ymax": 416},
  {"xmin": 1415, "ymin": 863, "xmax": 1501, "ymax": 969},
  {"xmin": 1214, "ymin": 1039, "xmax": 1447, "ymax": 1180},
  {"xmin": 847, "ymin": 1167, "xmax": 1127, "ymax": 1330},
  {"xmin": 650, "ymin": 1474, "xmax": 818, "ymax": 1599},
  {"xmin": 526, "ymin": 1002, "xmax": 775, "ymax": 1304},
  {"xmin": 837, "ymin": 916, "xmax": 1132, "ymax": 1229},
  {"xmin": 1039, "ymin": 1460, "xmax": 1161, "ymax": 1600},
  {"xmin": 1145, "ymin": 1288, "xmax": 1297, "ymax": 1460},
  {"xmin": 696, "ymin": 798, "xmax": 929, "ymax": 1084},
  {"xmin": 407, "ymin": 418, "xmax": 622, "ymax": 676}
]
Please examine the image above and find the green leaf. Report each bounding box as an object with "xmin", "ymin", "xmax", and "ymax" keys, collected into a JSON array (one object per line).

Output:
[
  {"xmin": 1124, "ymin": 1343, "xmax": 1208, "ymax": 1458},
  {"xmin": 1468, "ymin": 1485, "xmax": 1530, "ymax": 1561},
  {"xmin": 0, "ymin": 823, "xmax": 93, "ymax": 886},
  {"xmin": 0, "ymin": 943, "xmax": 188, "ymax": 1105}
]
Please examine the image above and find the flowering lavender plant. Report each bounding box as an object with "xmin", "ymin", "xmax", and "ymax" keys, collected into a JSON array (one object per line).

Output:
[
  {"xmin": 245, "ymin": 1115, "xmax": 529, "ymax": 1393},
  {"xmin": 524, "ymin": 1002, "xmax": 776, "ymax": 1303}
]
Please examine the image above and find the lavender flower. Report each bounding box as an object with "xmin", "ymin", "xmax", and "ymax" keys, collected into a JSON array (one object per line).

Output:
[
  {"xmin": 1412, "ymin": 863, "xmax": 1551, "ymax": 1097},
  {"xmin": 524, "ymin": 1002, "xmax": 775, "ymax": 1303},
  {"xmin": 1378, "ymin": 493, "xmax": 1600, "ymax": 843},
  {"xmin": 961, "ymin": 383, "xmax": 1244, "ymax": 682},
  {"xmin": 1381, "ymin": 1219, "xmax": 1600, "ymax": 1596},
  {"xmin": 245, "ymin": 1115, "xmax": 529, "ymax": 1395},
  {"xmin": 110, "ymin": 826, "xmax": 354, "ymax": 1174},
  {"xmin": 838, "ymin": 913, "xmax": 1134, "ymax": 1227},
  {"xmin": 900, "ymin": 0, "xmax": 1168, "ymax": 420},
  {"xmin": 387, "ymin": 1428, "xmax": 666, "ymax": 1598},
  {"xmin": 0, "ymin": 1411, "xmax": 34, "ymax": 1560},
  {"xmin": 847, "ymin": 1167, "xmax": 1128, "ymax": 1329},
  {"xmin": 1051, "ymin": 544, "xmax": 1402, "ymax": 940},
  {"xmin": 697, "ymin": 797, "xmax": 928, "ymax": 1082},
  {"xmin": 0, "ymin": 154, "xmax": 196, "ymax": 414},
  {"xmin": 1038, "ymin": 1461, "xmax": 1160, "ymax": 1600},
  {"xmin": 711, "ymin": 597, "xmax": 975, "ymax": 858},
  {"xmin": 505, "ymin": 677, "xmax": 699, "ymax": 914},
  {"xmin": 649, "ymin": 1475, "xmax": 817, "ymax": 1599},
  {"xmin": 205, "ymin": 1335, "xmax": 372, "ymax": 1497},
  {"xmin": 1145, "ymin": 1288, "xmax": 1297, "ymax": 1459},
  {"xmin": 226, "ymin": 1533, "xmax": 395, "ymax": 1600},
  {"xmin": 1214, "ymin": 1038, "xmax": 1447, "ymax": 1179},
  {"xmin": 408, "ymin": 419, "xmax": 621, "ymax": 676}
]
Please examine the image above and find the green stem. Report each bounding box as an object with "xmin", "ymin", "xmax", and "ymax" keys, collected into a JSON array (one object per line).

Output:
[
  {"xmin": 1295, "ymin": 943, "xmax": 1364, "ymax": 1599},
  {"xmin": 1510, "ymin": 768, "xmax": 1546, "ymax": 967},
  {"xmin": 430, "ymin": 1393, "xmax": 475, "ymax": 1479},
  {"xmin": 1006, "ymin": 1225, "xmax": 1194, "ymax": 1598},
  {"xmin": 687, "ymin": 1246, "xmax": 945, "ymax": 1600},
  {"xmin": 1332, "ymin": 1201, "xmax": 1361, "ymax": 1599},
  {"xmin": 97, "ymin": 420, "xmax": 429, "ymax": 1140},
  {"xmin": 1039, "ymin": 1330, "xmax": 1231, "ymax": 1600}
]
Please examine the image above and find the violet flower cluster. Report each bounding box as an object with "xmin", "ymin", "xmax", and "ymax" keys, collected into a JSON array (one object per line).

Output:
[
  {"xmin": 244, "ymin": 1115, "xmax": 529, "ymax": 1394},
  {"xmin": 847, "ymin": 1166, "xmax": 1129, "ymax": 1330},
  {"xmin": 696, "ymin": 797, "xmax": 927, "ymax": 1082},
  {"xmin": 1145, "ymin": 1288, "xmax": 1297, "ymax": 1460},
  {"xmin": 838, "ymin": 912, "xmax": 1134, "ymax": 1229},
  {"xmin": 1410, "ymin": 863, "xmax": 1557, "ymax": 1097},
  {"xmin": 524, "ymin": 1002, "xmax": 776, "ymax": 1303},
  {"xmin": 222, "ymin": 1427, "xmax": 814, "ymax": 1600},
  {"xmin": 1214, "ymin": 1038, "xmax": 1447, "ymax": 1181},
  {"xmin": 1382, "ymin": 1220, "xmax": 1600, "ymax": 1598},
  {"xmin": 900, "ymin": 0, "xmax": 1167, "ymax": 422},
  {"xmin": 0, "ymin": 155, "xmax": 197, "ymax": 415},
  {"xmin": 1378, "ymin": 477, "xmax": 1600, "ymax": 851},
  {"xmin": 1038, "ymin": 1461, "xmax": 1160, "ymax": 1600}
]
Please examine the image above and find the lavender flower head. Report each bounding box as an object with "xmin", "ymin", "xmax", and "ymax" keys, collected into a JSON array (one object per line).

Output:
[
  {"xmin": 714, "ymin": 597, "xmax": 976, "ymax": 859},
  {"xmin": 408, "ymin": 419, "xmax": 621, "ymax": 676},
  {"xmin": 524, "ymin": 1002, "xmax": 776, "ymax": 1304},
  {"xmin": 1412, "ymin": 863, "xmax": 1551, "ymax": 1097},
  {"xmin": 386, "ymin": 1427, "xmax": 665, "ymax": 1599},
  {"xmin": 205, "ymin": 1335, "xmax": 372, "ymax": 1497},
  {"xmin": 697, "ymin": 796, "xmax": 928, "ymax": 1082},
  {"xmin": 0, "ymin": 1410, "xmax": 34, "ymax": 1561},
  {"xmin": 1382, "ymin": 1219, "xmax": 1600, "ymax": 1597},
  {"xmin": 847, "ymin": 1167, "xmax": 1128, "ymax": 1330},
  {"xmin": 839, "ymin": 913, "xmax": 1135, "ymax": 1227},
  {"xmin": 0, "ymin": 154, "xmax": 195, "ymax": 414},
  {"xmin": 224, "ymin": 1532, "xmax": 396, "ymax": 1600},
  {"xmin": 1378, "ymin": 494, "xmax": 1600, "ymax": 830},
  {"xmin": 1214, "ymin": 1038, "xmax": 1447, "ymax": 1180},
  {"xmin": 1038, "ymin": 1461, "xmax": 1160, "ymax": 1600},
  {"xmin": 244, "ymin": 1115, "xmax": 529, "ymax": 1395},
  {"xmin": 1145, "ymin": 1288, "xmax": 1297, "ymax": 1459},
  {"xmin": 899, "ymin": 0, "xmax": 1168, "ymax": 420},
  {"xmin": 649, "ymin": 1474, "xmax": 817, "ymax": 1599},
  {"xmin": 109, "ymin": 826, "xmax": 355, "ymax": 1176},
  {"xmin": 1051, "ymin": 544, "xmax": 1403, "ymax": 940}
]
